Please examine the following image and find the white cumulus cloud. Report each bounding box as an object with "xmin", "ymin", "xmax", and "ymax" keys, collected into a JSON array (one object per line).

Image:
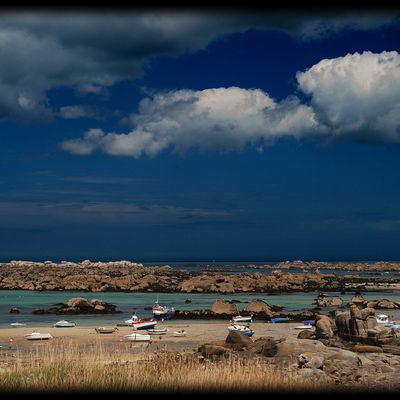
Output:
[
  {"xmin": 60, "ymin": 50, "xmax": 400, "ymax": 157},
  {"xmin": 297, "ymin": 50, "xmax": 400, "ymax": 142},
  {"xmin": 60, "ymin": 87, "xmax": 319, "ymax": 157}
]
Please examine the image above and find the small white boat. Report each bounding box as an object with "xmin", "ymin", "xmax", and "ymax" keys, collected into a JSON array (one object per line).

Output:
[
  {"xmin": 25, "ymin": 332, "xmax": 53, "ymax": 340},
  {"xmin": 147, "ymin": 328, "xmax": 168, "ymax": 335},
  {"xmin": 376, "ymin": 314, "xmax": 390, "ymax": 324},
  {"xmin": 294, "ymin": 325, "xmax": 314, "ymax": 330},
  {"xmin": 125, "ymin": 332, "xmax": 151, "ymax": 342},
  {"xmin": 173, "ymin": 330, "xmax": 187, "ymax": 337},
  {"xmin": 227, "ymin": 324, "xmax": 255, "ymax": 337},
  {"xmin": 53, "ymin": 320, "xmax": 76, "ymax": 328},
  {"xmin": 10, "ymin": 322, "xmax": 26, "ymax": 327},
  {"xmin": 231, "ymin": 315, "xmax": 253, "ymax": 324}
]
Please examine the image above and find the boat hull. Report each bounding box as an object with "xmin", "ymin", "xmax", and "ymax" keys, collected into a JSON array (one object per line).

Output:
[{"xmin": 125, "ymin": 333, "xmax": 151, "ymax": 342}]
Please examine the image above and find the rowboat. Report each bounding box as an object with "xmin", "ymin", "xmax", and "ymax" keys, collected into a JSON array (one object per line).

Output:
[
  {"xmin": 147, "ymin": 328, "xmax": 168, "ymax": 335},
  {"xmin": 271, "ymin": 317, "xmax": 289, "ymax": 323},
  {"xmin": 231, "ymin": 315, "xmax": 253, "ymax": 324},
  {"xmin": 125, "ymin": 332, "xmax": 151, "ymax": 342},
  {"xmin": 95, "ymin": 327, "xmax": 118, "ymax": 334},
  {"xmin": 227, "ymin": 324, "xmax": 255, "ymax": 337},
  {"xmin": 53, "ymin": 320, "xmax": 76, "ymax": 328},
  {"xmin": 294, "ymin": 325, "xmax": 314, "ymax": 330},
  {"xmin": 173, "ymin": 330, "xmax": 187, "ymax": 337},
  {"xmin": 125, "ymin": 314, "xmax": 157, "ymax": 330},
  {"xmin": 25, "ymin": 332, "xmax": 53, "ymax": 340}
]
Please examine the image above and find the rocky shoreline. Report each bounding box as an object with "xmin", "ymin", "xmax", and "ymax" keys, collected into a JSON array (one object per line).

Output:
[
  {"xmin": 196, "ymin": 297, "xmax": 400, "ymax": 389},
  {"xmin": 1, "ymin": 260, "xmax": 400, "ymax": 294}
]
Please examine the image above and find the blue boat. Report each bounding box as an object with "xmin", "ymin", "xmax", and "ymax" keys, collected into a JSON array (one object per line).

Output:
[
  {"xmin": 227, "ymin": 324, "xmax": 255, "ymax": 336},
  {"xmin": 303, "ymin": 320, "xmax": 315, "ymax": 326},
  {"xmin": 271, "ymin": 317, "xmax": 289, "ymax": 323}
]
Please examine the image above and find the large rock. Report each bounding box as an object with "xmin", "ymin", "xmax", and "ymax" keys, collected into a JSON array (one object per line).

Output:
[
  {"xmin": 211, "ymin": 300, "xmax": 239, "ymax": 315},
  {"xmin": 224, "ymin": 330, "xmax": 253, "ymax": 350},
  {"xmin": 315, "ymin": 315, "xmax": 336, "ymax": 339},
  {"xmin": 198, "ymin": 344, "xmax": 233, "ymax": 358},
  {"xmin": 275, "ymin": 338, "xmax": 328, "ymax": 357},
  {"xmin": 248, "ymin": 336, "xmax": 280, "ymax": 357},
  {"xmin": 348, "ymin": 292, "xmax": 365, "ymax": 307},
  {"xmin": 67, "ymin": 297, "xmax": 93, "ymax": 309},
  {"xmin": 243, "ymin": 299, "xmax": 274, "ymax": 318}
]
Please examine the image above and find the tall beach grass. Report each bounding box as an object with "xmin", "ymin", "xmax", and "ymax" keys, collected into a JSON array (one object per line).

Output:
[{"xmin": 0, "ymin": 339, "xmax": 332, "ymax": 392}]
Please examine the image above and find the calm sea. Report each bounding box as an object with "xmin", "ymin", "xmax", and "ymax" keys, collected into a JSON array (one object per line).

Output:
[{"xmin": 1, "ymin": 289, "xmax": 400, "ymax": 328}]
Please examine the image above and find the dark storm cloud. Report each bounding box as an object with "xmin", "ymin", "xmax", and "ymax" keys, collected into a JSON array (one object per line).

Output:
[{"xmin": 0, "ymin": 11, "xmax": 398, "ymax": 120}]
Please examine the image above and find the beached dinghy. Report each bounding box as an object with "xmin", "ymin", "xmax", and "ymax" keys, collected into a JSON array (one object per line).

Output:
[
  {"xmin": 95, "ymin": 327, "xmax": 118, "ymax": 334},
  {"xmin": 53, "ymin": 320, "xmax": 76, "ymax": 328},
  {"xmin": 271, "ymin": 317, "xmax": 289, "ymax": 323},
  {"xmin": 173, "ymin": 330, "xmax": 187, "ymax": 337},
  {"xmin": 147, "ymin": 328, "xmax": 168, "ymax": 335},
  {"xmin": 125, "ymin": 332, "xmax": 151, "ymax": 342},
  {"xmin": 231, "ymin": 315, "xmax": 253, "ymax": 324},
  {"xmin": 294, "ymin": 324, "xmax": 314, "ymax": 330},
  {"xmin": 25, "ymin": 332, "xmax": 53, "ymax": 340}
]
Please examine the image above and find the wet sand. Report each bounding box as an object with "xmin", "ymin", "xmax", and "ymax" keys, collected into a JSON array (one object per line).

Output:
[{"xmin": 0, "ymin": 321, "xmax": 308, "ymax": 354}]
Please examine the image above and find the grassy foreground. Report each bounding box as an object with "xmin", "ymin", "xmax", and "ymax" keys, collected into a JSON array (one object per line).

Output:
[{"xmin": 0, "ymin": 339, "xmax": 331, "ymax": 392}]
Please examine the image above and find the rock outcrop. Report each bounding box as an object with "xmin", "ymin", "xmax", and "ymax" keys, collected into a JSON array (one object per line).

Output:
[
  {"xmin": 0, "ymin": 260, "xmax": 399, "ymax": 294},
  {"xmin": 211, "ymin": 300, "xmax": 239, "ymax": 315},
  {"xmin": 32, "ymin": 297, "xmax": 121, "ymax": 314}
]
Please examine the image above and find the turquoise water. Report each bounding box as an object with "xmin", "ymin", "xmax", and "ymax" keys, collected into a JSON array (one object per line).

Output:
[{"xmin": 1, "ymin": 289, "xmax": 400, "ymax": 328}]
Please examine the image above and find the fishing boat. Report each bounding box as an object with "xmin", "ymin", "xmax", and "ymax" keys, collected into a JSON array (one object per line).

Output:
[
  {"xmin": 125, "ymin": 314, "xmax": 157, "ymax": 330},
  {"xmin": 271, "ymin": 317, "xmax": 289, "ymax": 323},
  {"xmin": 152, "ymin": 298, "xmax": 175, "ymax": 320},
  {"xmin": 25, "ymin": 332, "xmax": 53, "ymax": 340},
  {"xmin": 147, "ymin": 328, "xmax": 168, "ymax": 335},
  {"xmin": 53, "ymin": 320, "xmax": 76, "ymax": 328},
  {"xmin": 125, "ymin": 332, "xmax": 151, "ymax": 342},
  {"xmin": 173, "ymin": 330, "xmax": 187, "ymax": 337},
  {"xmin": 95, "ymin": 327, "xmax": 118, "ymax": 334},
  {"xmin": 231, "ymin": 315, "xmax": 253, "ymax": 324},
  {"xmin": 10, "ymin": 322, "xmax": 26, "ymax": 327},
  {"xmin": 227, "ymin": 324, "xmax": 255, "ymax": 337}
]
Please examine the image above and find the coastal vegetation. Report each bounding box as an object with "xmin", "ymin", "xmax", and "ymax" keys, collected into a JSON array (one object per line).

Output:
[{"xmin": 0, "ymin": 340, "xmax": 328, "ymax": 392}]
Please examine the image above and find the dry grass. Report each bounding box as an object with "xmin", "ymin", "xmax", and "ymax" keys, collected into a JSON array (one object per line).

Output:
[{"xmin": 0, "ymin": 339, "xmax": 332, "ymax": 392}]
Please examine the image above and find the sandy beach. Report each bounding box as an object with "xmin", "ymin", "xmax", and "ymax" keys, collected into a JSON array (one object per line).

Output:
[{"xmin": 0, "ymin": 321, "xmax": 304, "ymax": 354}]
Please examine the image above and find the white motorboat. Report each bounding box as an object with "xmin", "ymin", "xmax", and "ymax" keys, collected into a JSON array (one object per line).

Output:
[
  {"xmin": 173, "ymin": 330, "xmax": 187, "ymax": 337},
  {"xmin": 125, "ymin": 332, "xmax": 151, "ymax": 342},
  {"xmin": 25, "ymin": 332, "xmax": 53, "ymax": 340},
  {"xmin": 231, "ymin": 315, "xmax": 253, "ymax": 324},
  {"xmin": 125, "ymin": 314, "xmax": 157, "ymax": 330},
  {"xmin": 227, "ymin": 324, "xmax": 255, "ymax": 337},
  {"xmin": 53, "ymin": 320, "xmax": 76, "ymax": 328},
  {"xmin": 376, "ymin": 314, "xmax": 390, "ymax": 324},
  {"xmin": 10, "ymin": 322, "xmax": 26, "ymax": 327},
  {"xmin": 147, "ymin": 328, "xmax": 168, "ymax": 335}
]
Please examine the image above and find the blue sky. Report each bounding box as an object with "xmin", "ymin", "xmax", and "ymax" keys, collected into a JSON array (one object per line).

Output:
[{"xmin": 1, "ymin": 9, "xmax": 400, "ymax": 262}]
